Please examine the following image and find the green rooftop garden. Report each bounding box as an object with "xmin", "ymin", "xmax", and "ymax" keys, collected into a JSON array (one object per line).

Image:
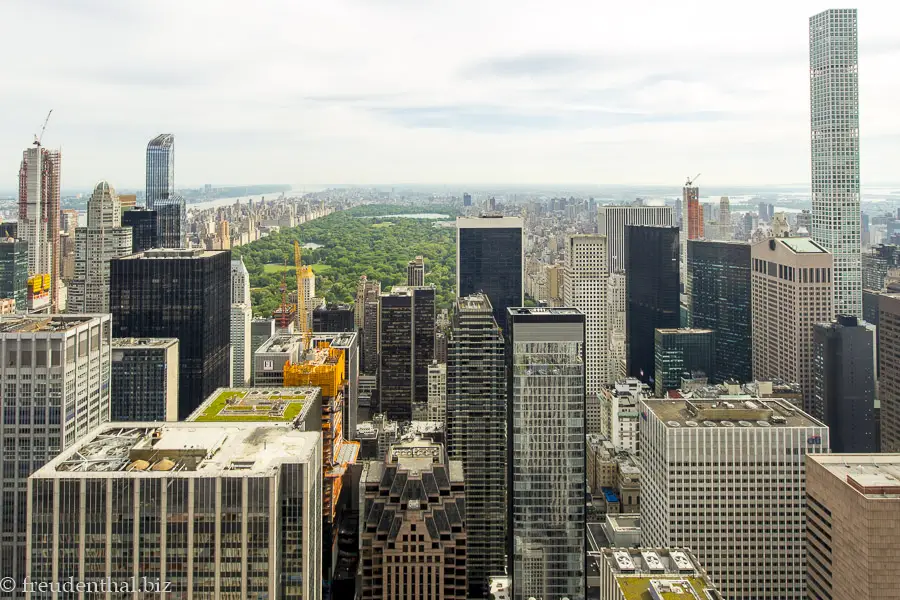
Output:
[
  {"xmin": 618, "ymin": 576, "xmax": 710, "ymax": 600},
  {"xmin": 193, "ymin": 389, "xmax": 308, "ymax": 422}
]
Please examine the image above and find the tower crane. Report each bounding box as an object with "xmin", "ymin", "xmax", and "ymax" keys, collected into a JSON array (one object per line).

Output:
[
  {"xmin": 685, "ymin": 173, "xmax": 701, "ymax": 187},
  {"xmin": 34, "ymin": 110, "xmax": 53, "ymax": 146}
]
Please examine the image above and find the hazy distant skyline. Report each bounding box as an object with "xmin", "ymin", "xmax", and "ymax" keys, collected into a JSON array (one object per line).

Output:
[{"xmin": 2, "ymin": 1, "xmax": 899, "ymax": 189}]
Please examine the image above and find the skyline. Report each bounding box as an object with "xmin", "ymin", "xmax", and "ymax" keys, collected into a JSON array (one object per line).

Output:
[{"xmin": 1, "ymin": 1, "xmax": 900, "ymax": 189}]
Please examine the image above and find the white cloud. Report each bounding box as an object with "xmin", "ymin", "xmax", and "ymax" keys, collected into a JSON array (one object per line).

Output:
[{"xmin": 0, "ymin": 0, "xmax": 898, "ymax": 189}]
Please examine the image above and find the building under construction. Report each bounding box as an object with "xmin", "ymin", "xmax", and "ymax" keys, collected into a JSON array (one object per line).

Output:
[{"xmin": 284, "ymin": 334, "xmax": 361, "ymax": 599}]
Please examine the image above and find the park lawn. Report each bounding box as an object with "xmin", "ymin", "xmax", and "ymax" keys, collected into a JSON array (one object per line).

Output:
[
  {"xmin": 310, "ymin": 264, "xmax": 332, "ymax": 275},
  {"xmin": 263, "ymin": 263, "xmax": 294, "ymax": 274}
]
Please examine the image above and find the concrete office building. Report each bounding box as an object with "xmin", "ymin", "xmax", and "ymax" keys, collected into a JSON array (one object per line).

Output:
[
  {"xmin": 506, "ymin": 307, "xmax": 586, "ymax": 600},
  {"xmin": 253, "ymin": 334, "xmax": 305, "ymax": 387},
  {"xmin": 597, "ymin": 379, "xmax": 644, "ymax": 454},
  {"xmin": 109, "ymin": 249, "xmax": 231, "ymax": 420},
  {"xmin": 594, "ymin": 548, "xmax": 722, "ymax": 600},
  {"xmin": 810, "ymin": 9, "xmax": 862, "ymax": 318},
  {"xmin": 447, "ymin": 294, "xmax": 507, "ymax": 596},
  {"xmin": 625, "ymin": 226, "xmax": 680, "ymax": 382},
  {"xmin": 407, "ymin": 255, "xmax": 425, "ymax": 287},
  {"xmin": 0, "ymin": 238, "xmax": 28, "ymax": 311},
  {"xmin": 426, "ymin": 361, "xmax": 446, "ymax": 424},
  {"xmin": 231, "ymin": 303, "xmax": 252, "ymax": 385},
  {"xmin": 379, "ymin": 286, "xmax": 435, "ymax": 420},
  {"xmin": 641, "ymin": 398, "xmax": 828, "ymax": 599},
  {"xmin": 719, "ymin": 196, "xmax": 732, "ymax": 240},
  {"xmin": 69, "ymin": 182, "xmax": 134, "ymax": 313},
  {"xmin": 598, "ymin": 205, "xmax": 673, "ymax": 274},
  {"xmin": 751, "ymin": 237, "xmax": 834, "ymax": 417},
  {"xmin": 121, "ymin": 207, "xmax": 157, "ymax": 253},
  {"xmin": 687, "ymin": 240, "xmax": 752, "ymax": 382},
  {"xmin": 27, "ymin": 423, "xmax": 322, "ymax": 600},
  {"xmin": 249, "ymin": 318, "xmax": 275, "ymax": 383},
  {"xmin": 111, "ymin": 337, "xmax": 179, "ymax": 421},
  {"xmin": 360, "ymin": 438, "xmax": 467, "ymax": 600},
  {"xmin": 457, "ymin": 216, "xmax": 523, "ymax": 331},
  {"xmin": 812, "ymin": 316, "xmax": 877, "ymax": 453},
  {"xmin": 0, "ymin": 314, "xmax": 111, "ymax": 585},
  {"xmin": 564, "ymin": 234, "xmax": 612, "ymax": 390},
  {"xmin": 607, "ymin": 273, "xmax": 627, "ymax": 379},
  {"xmin": 878, "ymin": 292, "xmax": 900, "ymax": 452},
  {"xmin": 653, "ymin": 328, "xmax": 715, "ymax": 396},
  {"xmin": 806, "ymin": 454, "xmax": 900, "ymax": 600}
]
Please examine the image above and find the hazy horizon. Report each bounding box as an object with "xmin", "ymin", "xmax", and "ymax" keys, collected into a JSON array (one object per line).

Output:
[{"xmin": 1, "ymin": 1, "xmax": 899, "ymax": 189}]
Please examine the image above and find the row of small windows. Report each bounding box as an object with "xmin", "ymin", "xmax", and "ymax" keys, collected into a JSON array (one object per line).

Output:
[{"xmin": 752, "ymin": 259, "xmax": 831, "ymax": 284}]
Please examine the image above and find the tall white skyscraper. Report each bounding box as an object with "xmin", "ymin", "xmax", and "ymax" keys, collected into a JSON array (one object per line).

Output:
[
  {"xmin": 641, "ymin": 397, "xmax": 828, "ymax": 600},
  {"xmin": 564, "ymin": 235, "xmax": 611, "ymax": 390},
  {"xmin": 607, "ymin": 273, "xmax": 627, "ymax": 380},
  {"xmin": 68, "ymin": 181, "xmax": 133, "ymax": 313},
  {"xmin": 810, "ymin": 9, "xmax": 861, "ymax": 317},
  {"xmin": 598, "ymin": 205, "xmax": 673, "ymax": 273},
  {"xmin": 231, "ymin": 257, "xmax": 251, "ymax": 304},
  {"xmin": 1, "ymin": 314, "xmax": 112, "ymax": 584},
  {"xmin": 719, "ymin": 196, "xmax": 732, "ymax": 240},
  {"xmin": 230, "ymin": 257, "xmax": 253, "ymax": 385},
  {"xmin": 506, "ymin": 307, "xmax": 585, "ymax": 600}
]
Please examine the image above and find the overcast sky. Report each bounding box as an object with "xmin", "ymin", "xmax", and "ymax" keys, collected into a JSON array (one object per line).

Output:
[{"xmin": 1, "ymin": 1, "xmax": 898, "ymax": 190}]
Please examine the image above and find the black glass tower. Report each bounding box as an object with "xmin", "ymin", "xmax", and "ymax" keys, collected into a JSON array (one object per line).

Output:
[
  {"xmin": 122, "ymin": 207, "xmax": 158, "ymax": 253},
  {"xmin": 625, "ymin": 225, "xmax": 680, "ymax": 382},
  {"xmin": 457, "ymin": 216, "xmax": 523, "ymax": 331},
  {"xmin": 653, "ymin": 328, "xmax": 716, "ymax": 396},
  {"xmin": 813, "ymin": 316, "xmax": 877, "ymax": 452},
  {"xmin": 686, "ymin": 240, "xmax": 752, "ymax": 382},
  {"xmin": 378, "ymin": 286, "xmax": 435, "ymax": 420},
  {"xmin": 109, "ymin": 248, "xmax": 231, "ymax": 419},
  {"xmin": 447, "ymin": 294, "xmax": 506, "ymax": 597},
  {"xmin": 312, "ymin": 303, "xmax": 355, "ymax": 332}
]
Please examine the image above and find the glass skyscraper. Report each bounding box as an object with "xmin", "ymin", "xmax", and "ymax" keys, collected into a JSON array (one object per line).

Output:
[
  {"xmin": 625, "ymin": 225, "xmax": 680, "ymax": 382},
  {"xmin": 457, "ymin": 216, "xmax": 523, "ymax": 331},
  {"xmin": 145, "ymin": 134, "xmax": 174, "ymax": 209},
  {"xmin": 109, "ymin": 249, "xmax": 231, "ymax": 419},
  {"xmin": 810, "ymin": 9, "xmax": 861, "ymax": 317},
  {"xmin": 653, "ymin": 328, "xmax": 716, "ymax": 396},
  {"xmin": 686, "ymin": 240, "xmax": 752, "ymax": 382},
  {"xmin": 447, "ymin": 294, "xmax": 506, "ymax": 597},
  {"xmin": 506, "ymin": 307, "xmax": 585, "ymax": 600}
]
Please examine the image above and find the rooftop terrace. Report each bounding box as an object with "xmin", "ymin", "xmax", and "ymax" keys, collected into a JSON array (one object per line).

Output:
[
  {"xmin": 188, "ymin": 387, "xmax": 319, "ymax": 423},
  {"xmin": 112, "ymin": 337, "xmax": 178, "ymax": 348}
]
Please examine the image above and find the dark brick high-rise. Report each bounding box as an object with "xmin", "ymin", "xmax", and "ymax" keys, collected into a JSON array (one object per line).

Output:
[
  {"xmin": 110, "ymin": 248, "xmax": 231, "ymax": 419},
  {"xmin": 625, "ymin": 225, "xmax": 680, "ymax": 382}
]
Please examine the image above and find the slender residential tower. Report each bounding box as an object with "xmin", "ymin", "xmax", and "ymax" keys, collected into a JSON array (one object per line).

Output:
[
  {"xmin": 18, "ymin": 145, "xmax": 61, "ymax": 310},
  {"xmin": 810, "ymin": 9, "xmax": 861, "ymax": 317}
]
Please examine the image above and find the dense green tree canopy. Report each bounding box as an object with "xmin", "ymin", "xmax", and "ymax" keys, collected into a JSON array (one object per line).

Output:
[{"xmin": 234, "ymin": 204, "xmax": 459, "ymax": 317}]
